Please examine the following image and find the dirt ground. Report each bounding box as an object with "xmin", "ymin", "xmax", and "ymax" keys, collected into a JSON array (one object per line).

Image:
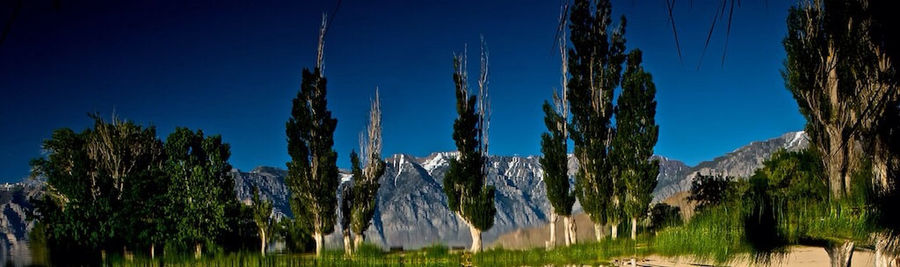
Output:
[{"xmin": 621, "ymin": 246, "xmax": 873, "ymax": 266}]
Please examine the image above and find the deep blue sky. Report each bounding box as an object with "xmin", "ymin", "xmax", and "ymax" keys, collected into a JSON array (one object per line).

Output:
[{"xmin": 0, "ymin": 0, "xmax": 804, "ymax": 183}]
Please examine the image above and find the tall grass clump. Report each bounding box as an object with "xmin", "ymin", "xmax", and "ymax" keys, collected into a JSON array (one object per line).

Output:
[
  {"xmin": 654, "ymin": 204, "xmax": 748, "ymax": 264},
  {"xmin": 474, "ymin": 237, "xmax": 651, "ymax": 266}
]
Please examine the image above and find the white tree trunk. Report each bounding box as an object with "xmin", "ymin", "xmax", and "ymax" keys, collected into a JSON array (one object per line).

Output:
[
  {"xmin": 548, "ymin": 213, "xmax": 558, "ymax": 249},
  {"xmin": 343, "ymin": 230, "xmax": 352, "ymax": 255},
  {"xmin": 260, "ymin": 229, "xmax": 267, "ymax": 256},
  {"xmin": 631, "ymin": 217, "xmax": 637, "ymax": 240},
  {"xmin": 566, "ymin": 215, "xmax": 577, "ymax": 245},
  {"xmin": 469, "ymin": 223, "xmax": 483, "ymax": 253},
  {"xmin": 194, "ymin": 243, "xmax": 202, "ymax": 259},
  {"xmin": 594, "ymin": 223, "xmax": 604, "ymax": 242},
  {"xmin": 313, "ymin": 232, "xmax": 324, "ymax": 256},
  {"xmin": 355, "ymin": 232, "xmax": 365, "ymax": 249},
  {"xmin": 824, "ymin": 241, "xmax": 854, "ymax": 267},
  {"xmin": 611, "ymin": 223, "xmax": 619, "ymax": 240},
  {"xmin": 150, "ymin": 244, "xmax": 155, "ymax": 259}
]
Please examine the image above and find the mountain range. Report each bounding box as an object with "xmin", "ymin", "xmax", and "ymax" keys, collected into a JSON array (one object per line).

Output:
[{"xmin": 1, "ymin": 131, "xmax": 808, "ymax": 263}]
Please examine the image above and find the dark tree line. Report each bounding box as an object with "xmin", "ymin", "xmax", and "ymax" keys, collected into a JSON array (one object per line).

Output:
[{"xmin": 29, "ymin": 115, "xmax": 254, "ymax": 264}]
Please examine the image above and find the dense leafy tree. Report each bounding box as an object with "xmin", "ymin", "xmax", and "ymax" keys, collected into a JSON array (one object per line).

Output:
[
  {"xmin": 163, "ymin": 127, "xmax": 235, "ymax": 258},
  {"xmin": 285, "ymin": 16, "xmax": 340, "ymax": 256},
  {"xmin": 688, "ymin": 174, "xmax": 735, "ymax": 212},
  {"xmin": 611, "ymin": 50, "xmax": 660, "ymax": 240},
  {"xmin": 350, "ymin": 91, "xmax": 386, "ymax": 248},
  {"xmin": 251, "ymin": 186, "xmax": 274, "ymax": 256},
  {"xmin": 29, "ymin": 115, "xmax": 165, "ymax": 263},
  {"xmin": 647, "ymin": 203, "xmax": 682, "ymax": 232},
  {"xmin": 567, "ymin": 0, "xmax": 627, "ymax": 241},
  {"xmin": 444, "ymin": 43, "xmax": 496, "ymax": 253}
]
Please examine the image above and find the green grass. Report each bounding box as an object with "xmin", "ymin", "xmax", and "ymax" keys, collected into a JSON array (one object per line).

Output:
[
  {"xmin": 654, "ymin": 205, "xmax": 748, "ymax": 264},
  {"xmin": 107, "ymin": 243, "xmax": 462, "ymax": 267},
  {"xmin": 474, "ymin": 237, "xmax": 652, "ymax": 266}
]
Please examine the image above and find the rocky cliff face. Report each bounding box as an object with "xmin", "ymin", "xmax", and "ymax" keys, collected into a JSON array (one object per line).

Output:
[
  {"xmin": 0, "ymin": 180, "xmax": 41, "ymax": 265},
  {"xmin": 1, "ymin": 131, "xmax": 808, "ymax": 258}
]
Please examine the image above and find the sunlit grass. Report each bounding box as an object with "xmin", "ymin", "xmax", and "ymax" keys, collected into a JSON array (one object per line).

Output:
[{"xmin": 653, "ymin": 205, "xmax": 748, "ymax": 264}]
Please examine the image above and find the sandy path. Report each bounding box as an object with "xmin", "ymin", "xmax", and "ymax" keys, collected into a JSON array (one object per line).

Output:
[{"xmin": 622, "ymin": 246, "xmax": 873, "ymax": 267}]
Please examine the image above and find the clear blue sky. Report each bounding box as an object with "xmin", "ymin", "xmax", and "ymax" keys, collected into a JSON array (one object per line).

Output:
[{"xmin": 0, "ymin": 0, "xmax": 805, "ymax": 183}]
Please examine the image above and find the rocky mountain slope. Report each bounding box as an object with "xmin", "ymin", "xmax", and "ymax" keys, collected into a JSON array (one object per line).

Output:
[
  {"xmin": 1, "ymin": 131, "xmax": 808, "ymax": 260},
  {"xmin": 0, "ymin": 180, "xmax": 41, "ymax": 264},
  {"xmin": 652, "ymin": 131, "xmax": 808, "ymax": 201}
]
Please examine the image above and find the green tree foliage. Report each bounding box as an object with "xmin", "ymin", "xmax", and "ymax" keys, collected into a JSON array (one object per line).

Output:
[
  {"xmin": 251, "ymin": 186, "xmax": 274, "ymax": 256},
  {"xmin": 29, "ymin": 115, "xmax": 165, "ymax": 263},
  {"xmin": 752, "ymin": 149, "xmax": 828, "ymax": 207},
  {"xmin": 285, "ymin": 19, "xmax": 339, "ymax": 255},
  {"xmin": 783, "ymin": 0, "xmax": 899, "ymax": 199},
  {"xmin": 444, "ymin": 44, "xmax": 496, "ymax": 252},
  {"xmin": 350, "ymin": 91, "xmax": 386, "ymax": 246},
  {"xmin": 647, "ymin": 203, "xmax": 682, "ymax": 232},
  {"xmin": 566, "ymin": 0, "xmax": 627, "ymax": 232},
  {"xmin": 612, "ymin": 49, "xmax": 660, "ymax": 239},
  {"xmin": 783, "ymin": 1, "xmax": 899, "ymax": 264},
  {"xmin": 541, "ymin": 101, "xmax": 576, "ymax": 217},
  {"xmin": 163, "ymin": 127, "xmax": 236, "ymax": 257},
  {"xmin": 687, "ymin": 174, "xmax": 736, "ymax": 212}
]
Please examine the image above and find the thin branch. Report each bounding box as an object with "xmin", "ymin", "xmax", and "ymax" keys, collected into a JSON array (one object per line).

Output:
[{"xmin": 665, "ymin": 0, "xmax": 684, "ymax": 64}]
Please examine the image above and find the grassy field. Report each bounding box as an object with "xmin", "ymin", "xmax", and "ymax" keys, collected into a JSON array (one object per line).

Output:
[{"xmin": 106, "ymin": 238, "xmax": 656, "ymax": 267}]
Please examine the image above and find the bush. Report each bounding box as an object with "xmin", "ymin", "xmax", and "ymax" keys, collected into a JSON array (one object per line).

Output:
[{"xmin": 648, "ymin": 203, "xmax": 682, "ymax": 232}]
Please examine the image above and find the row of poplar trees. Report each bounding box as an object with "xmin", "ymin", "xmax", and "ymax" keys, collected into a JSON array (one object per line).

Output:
[
  {"xmin": 284, "ymin": 16, "xmax": 385, "ymax": 256},
  {"xmin": 285, "ymin": 15, "xmax": 498, "ymax": 255},
  {"xmin": 541, "ymin": 0, "xmax": 660, "ymax": 248}
]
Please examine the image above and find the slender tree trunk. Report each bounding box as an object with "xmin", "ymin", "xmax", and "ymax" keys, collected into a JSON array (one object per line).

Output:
[
  {"xmin": 194, "ymin": 243, "xmax": 202, "ymax": 259},
  {"xmin": 469, "ymin": 223, "xmax": 483, "ymax": 253},
  {"xmin": 824, "ymin": 240, "xmax": 854, "ymax": 267},
  {"xmin": 150, "ymin": 244, "xmax": 155, "ymax": 259},
  {"xmin": 594, "ymin": 223, "xmax": 604, "ymax": 242},
  {"xmin": 631, "ymin": 217, "xmax": 637, "ymax": 240},
  {"xmin": 343, "ymin": 230, "xmax": 352, "ymax": 255},
  {"xmin": 313, "ymin": 232, "xmax": 324, "ymax": 256},
  {"xmin": 354, "ymin": 232, "xmax": 365, "ymax": 249},
  {"xmin": 260, "ymin": 229, "xmax": 267, "ymax": 256},
  {"xmin": 566, "ymin": 215, "xmax": 577, "ymax": 245},
  {"xmin": 548, "ymin": 213, "xmax": 558, "ymax": 249},
  {"xmin": 611, "ymin": 223, "xmax": 619, "ymax": 240}
]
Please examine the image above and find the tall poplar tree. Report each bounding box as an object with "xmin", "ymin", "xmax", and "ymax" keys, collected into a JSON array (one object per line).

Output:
[
  {"xmin": 444, "ymin": 42, "xmax": 496, "ymax": 253},
  {"xmin": 285, "ymin": 15, "xmax": 339, "ymax": 256},
  {"xmin": 784, "ymin": 0, "xmax": 899, "ymax": 265},
  {"xmin": 613, "ymin": 50, "xmax": 659, "ymax": 240},
  {"xmin": 350, "ymin": 90, "xmax": 386, "ymax": 248},
  {"xmin": 567, "ymin": 0, "xmax": 627, "ymax": 241},
  {"xmin": 541, "ymin": 8, "xmax": 577, "ymax": 247}
]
